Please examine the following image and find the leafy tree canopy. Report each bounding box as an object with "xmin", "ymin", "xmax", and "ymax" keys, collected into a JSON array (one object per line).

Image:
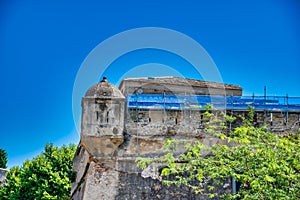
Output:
[
  {"xmin": 0, "ymin": 143, "xmax": 76, "ymax": 200},
  {"xmin": 137, "ymin": 106, "xmax": 300, "ymax": 199},
  {"xmin": 0, "ymin": 148, "xmax": 8, "ymax": 169}
]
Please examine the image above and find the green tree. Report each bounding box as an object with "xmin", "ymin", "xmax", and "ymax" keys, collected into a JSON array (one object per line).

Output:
[
  {"xmin": 0, "ymin": 148, "xmax": 8, "ymax": 169},
  {"xmin": 0, "ymin": 143, "xmax": 76, "ymax": 200},
  {"xmin": 137, "ymin": 107, "xmax": 300, "ymax": 199}
]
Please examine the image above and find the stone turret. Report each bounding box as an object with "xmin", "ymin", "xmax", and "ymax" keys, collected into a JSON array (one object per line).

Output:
[
  {"xmin": 81, "ymin": 77, "xmax": 125, "ymax": 156},
  {"xmin": 71, "ymin": 77, "xmax": 126, "ymax": 200}
]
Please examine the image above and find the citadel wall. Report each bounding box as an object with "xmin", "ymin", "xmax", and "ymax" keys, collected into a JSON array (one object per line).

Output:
[{"xmin": 71, "ymin": 77, "xmax": 300, "ymax": 200}]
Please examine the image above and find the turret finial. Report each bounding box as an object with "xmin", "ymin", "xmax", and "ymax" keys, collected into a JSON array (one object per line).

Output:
[{"xmin": 101, "ymin": 76, "xmax": 108, "ymax": 82}]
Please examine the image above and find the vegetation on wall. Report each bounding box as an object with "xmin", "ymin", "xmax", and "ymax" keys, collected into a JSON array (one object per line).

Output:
[
  {"xmin": 0, "ymin": 143, "xmax": 76, "ymax": 200},
  {"xmin": 0, "ymin": 149, "xmax": 8, "ymax": 169},
  {"xmin": 136, "ymin": 106, "xmax": 300, "ymax": 199}
]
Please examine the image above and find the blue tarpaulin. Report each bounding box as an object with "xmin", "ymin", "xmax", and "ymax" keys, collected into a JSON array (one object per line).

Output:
[{"xmin": 127, "ymin": 94, "xmax": 300, "ymax": 111}]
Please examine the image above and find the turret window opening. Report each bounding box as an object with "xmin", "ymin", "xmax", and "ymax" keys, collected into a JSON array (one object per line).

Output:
[{"xmin": 106, "ymin": 111, "xmax": 109, "ymax": 123}]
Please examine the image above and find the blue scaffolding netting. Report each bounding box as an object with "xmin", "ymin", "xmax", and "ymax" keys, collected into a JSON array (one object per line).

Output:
[{"xmin": 127, "ymin": 94, "xmax": 300, "ymax": 111}]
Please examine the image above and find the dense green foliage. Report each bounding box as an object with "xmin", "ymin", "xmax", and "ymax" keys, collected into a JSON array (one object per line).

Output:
[
  {"xmin": 137, "ymin": 106, "xmax": 300, "ymax": 199},
  {"xmin": 0, "ymin": 148, "xmax": 8, "ymax": 169},
  {"xmin": 0, "ymin": 143, "xmax": 76, "ymax": 200}
]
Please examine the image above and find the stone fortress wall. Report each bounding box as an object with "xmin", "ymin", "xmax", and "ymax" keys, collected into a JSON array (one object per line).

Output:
[
  {"xmin": 0, "ymin": 168, "xmax": 7, "ymax": 187},
  {"xmin": 71, "ymin": 77, "xmax": 300, "ymax": 200}
]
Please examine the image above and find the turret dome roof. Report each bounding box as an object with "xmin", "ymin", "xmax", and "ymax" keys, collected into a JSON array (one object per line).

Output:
[{"xmin": 85, "ymin": 77, "xmax": 124, "ymax": 98}]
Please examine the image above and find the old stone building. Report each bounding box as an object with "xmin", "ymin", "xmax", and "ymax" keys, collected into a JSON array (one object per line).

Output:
[
  {"xmin": 71, "ymin": 76, "xmax": 300, "ymax": 200},
  {"xmin": 0, "ymin": 168, "xmax": 7, "ymax": 187}
]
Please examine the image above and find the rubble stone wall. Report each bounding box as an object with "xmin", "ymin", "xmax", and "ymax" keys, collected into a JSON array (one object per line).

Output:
[
  {"xmin": 71, "ymin": 78, "xmax": 299, "ymax": 199},
  {"xmin": 72, "ymin": 107, "xmax": 299, "ymax": 200}
]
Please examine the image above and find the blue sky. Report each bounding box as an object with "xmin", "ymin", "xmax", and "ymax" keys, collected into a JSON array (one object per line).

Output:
[{"xmin": 0, "ymin": 0, "xmax": 299, "ymax": 167}]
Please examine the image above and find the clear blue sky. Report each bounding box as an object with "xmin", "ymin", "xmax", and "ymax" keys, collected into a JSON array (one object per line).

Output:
[{"xmin": 0, "ymin": 0, "xmax": 299, "ymax": 167}]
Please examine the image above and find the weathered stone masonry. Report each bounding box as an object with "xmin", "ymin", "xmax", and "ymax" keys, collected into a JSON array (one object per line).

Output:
[
  {"xmin": 71, "ymin": 77, "xmax": 300, "ymax": 200},
  {"xmin": 0, "ymin": 168, "xmax": 7, "ymax": 187}
]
